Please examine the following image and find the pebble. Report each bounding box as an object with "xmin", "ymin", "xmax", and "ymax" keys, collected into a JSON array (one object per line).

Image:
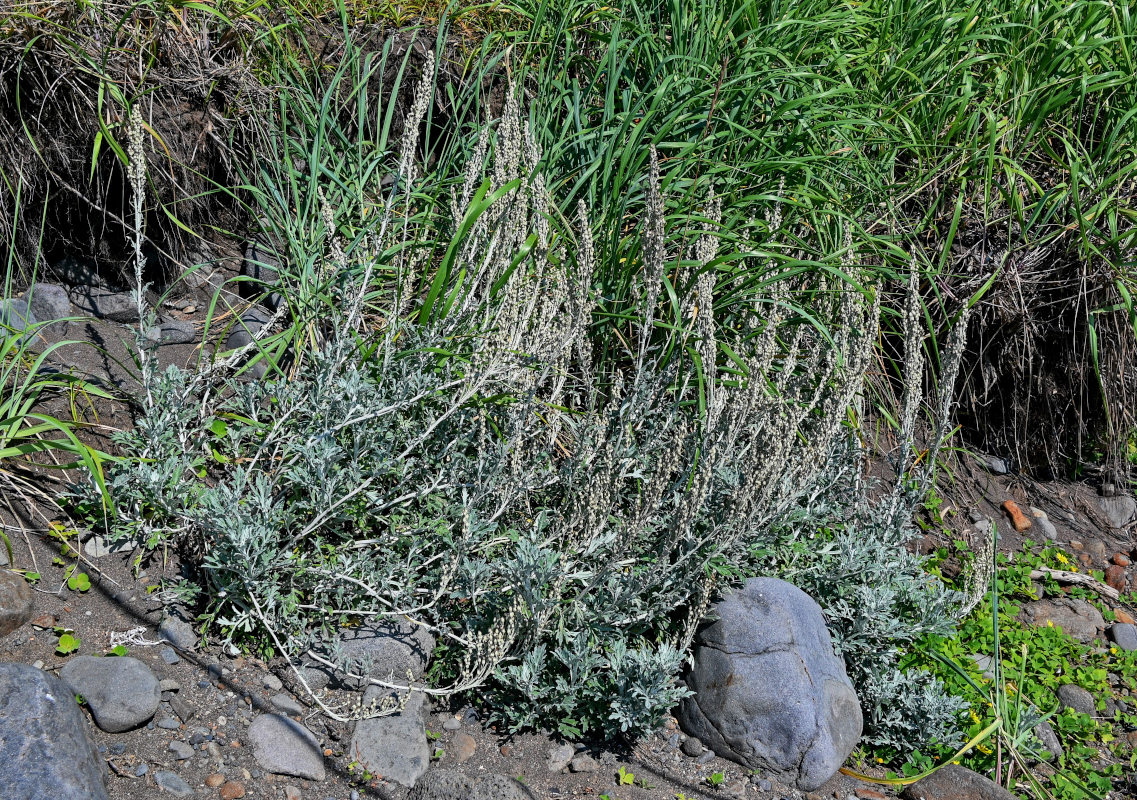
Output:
[
  {"xmin": 157, "ymin": 717, "xmax": 181, "ymax": 730},
  {"xmin": 452, "ymin": 731, "xmax": 476, "ymax": 763},
  {"xmin": 1109, "ymin": 623, "xmax": 1137, "ymax": 652},
  {"xmin": 161, "ymin": 647, "xmax": 182, "ymax": 665},
  {"xmin": 110, "ymin": 742, "xmax": 126, "ymax": 755},
  {"xmin": 154, "ymin": 770, "xmax": 193, "ymax": 796},
  {"xmin": 697, "ymin": 749, "xmax": 716, "ymax": 764},
  {"xmin": 547, "ymin": 743, "xmax": 574, "ymax": 772},
  {"xmin": 159, "ymin": 679, "xmax": 182, "ymax": 692},
  {"xmin": 206, "ymin": 773, "xmax": 226, "ymax": 788},
  {"xmin": 220, "ymin": 781, "xmax": 246, "ymax": 800},
  {"xmin": 442, "ymin": 717, "xmax": 462, "ymax": 731},
  {"xmin": 682, "ymin": 737, "xmax": 704, "ymax": 757},
  {"xmin": 135, "ymin": 763, "xmax": 149, "ymax": 777},
  {"xmin": 169, "ymin": 741, "xmax": 195, "ymax": 760},
  {"xmin": 570, "ymin": 753, "xmax": 600, "ymax": 773},
  {"xmin": 284, "ymin": 787, "xmax": 302, "ymax": 800},
  {"xmin": 500, "ymin": 744, "xmax": 512, "ymax": 757},
  {"xmin": 263, "ymin": 674, "xmax": 283, "ymax": 692},
  {"xmin": 1115, "ymin": 553, "xmax": 1132, "ymax": 567},
  {"xmin": 271, "ymin": 693, "xmax": 304, "ymax": 716},
  {"xmin": 158, "ymin": 616, "xmax": 197, "ymax": 650}
]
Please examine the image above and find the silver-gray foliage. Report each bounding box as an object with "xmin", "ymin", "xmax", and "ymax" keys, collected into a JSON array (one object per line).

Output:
[{"xmin": 82, "ymin": 84, "xmax": 971, "ymax": 747}]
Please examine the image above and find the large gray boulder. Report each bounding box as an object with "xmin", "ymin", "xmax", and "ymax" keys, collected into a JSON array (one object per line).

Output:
[
  {"xmin": 678, "ymin": 577, "xmax": 862, "ymax": 791},
  {"xmin": 350, "ymin": 688, "xmax": 430, "ymax": 787},
  {"xmin": 59, "ymin": 655, "xmax": 160, "ymax": 732},
  {"xmin": 0, "ymin": 663, "xmax": 110, "ymax": 800}
]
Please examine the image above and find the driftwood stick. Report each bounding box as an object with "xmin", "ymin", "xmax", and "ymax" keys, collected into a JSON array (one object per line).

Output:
[{"xmin": 1029, "ymin": 567, "xmax": 1120, "ymax": 601}]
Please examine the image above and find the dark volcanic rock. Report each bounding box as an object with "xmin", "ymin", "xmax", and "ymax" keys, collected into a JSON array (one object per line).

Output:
[{"xmin": 0, "ymin": 663, "xmax": 110, "ymax": 800}]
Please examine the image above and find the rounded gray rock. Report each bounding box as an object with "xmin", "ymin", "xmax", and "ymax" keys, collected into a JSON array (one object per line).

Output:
[
  {"xmin": 1108, "ymin": 623, "xmax": 1137, "ymax": 652},
  {"xmin": 329, "ymin": 618, "xmax": 435, "ymax": 691},
  {"xmin": 408, "ymin": 769, "xmax": 535, "ymax": 800},
  {"xmin": 0, "ymin": 663, "xmax": 110, "ymax": 800},
  {"xmin": 60, "ymin": 655, "xmax": 160, "ymax": 733},
  {"xmin": 1019, "ymin": 598, "xmax": 1105, "ymax": 644},
  {"xmin": 0, "ymin": 568, "xmax": 34, "ymax": 637},
  {"xmin": 248, "ymin": 713, "xmax": 326, "ymax": 781},
  {"xmin": 350, "ymin": 688, "xmax": 429, "ymax": 787},
  {"xmin": 1056, "ymin": 684, "xmax": 1096, "ymax": 716},
  {"xmin": 154, "ymin": 770, "xmax": 194, "ymax": 796},
  {"xmin": 678, "ymin": 577, "xmax": 862, "ymax": 792},
  {"xmin": 25, "ymin": 283, "xmax": 71, "ymax": 322},
  {"xmin": 158, "ymin": 615, "xmax": 197, "ymax": 650}
]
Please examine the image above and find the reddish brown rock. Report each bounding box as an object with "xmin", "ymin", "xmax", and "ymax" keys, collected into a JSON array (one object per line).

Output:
[
  {"xmin": 205, "ymin": 774, "xmax": 225, "ymax": 788},
  {"xmin": 1106, "ymin": 565, "xmax": 1127, "ymax": 592},
  {"xmin": 452, "ymin": 732, "xmax": 476, "ymax": 764},
  {"xmin": 856, "ymin": 789, "xmax": 888, "ymax": 800},
  {"xmin": 1115, "ymin": 609, "xmax": 1135, "ymax": 624},
  {"xmin": 1002, "ymin": 500, "xmax": 1032, "ymax": 532},
  {"xmin": 219, "ymin": 782, "xmax": 246, "ymax": 800},
  {"xmin": 1114, "ymin": 553, "xmax": 1131, "ymax": 567}
]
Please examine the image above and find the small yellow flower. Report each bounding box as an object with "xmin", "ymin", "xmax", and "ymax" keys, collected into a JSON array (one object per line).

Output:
[
  {"xmin": 1055, "ymin": 552, "xmax": 1069, "ymax": 565},
  {"xmin": 1047, "ymin": 620, "xmax": 1054, "ymax": 627}
]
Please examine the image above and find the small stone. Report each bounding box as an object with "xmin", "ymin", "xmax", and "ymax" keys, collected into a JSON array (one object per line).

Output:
[
  {"xmin": 189, "ymin": 727, "xmax": 212, "ymax": 745},
  {"xmin": 900, "ymin": 764, "xmax": 1018, "ymax": 800},
  {"xmin": 24, "ymin": 282, "xmax": 70, "ymax": 322},
  {"xmin": 856, "ymin": 790, "xmax": 887, "ymax": 800},
  {"xmin": 500, "ymin": 745, "xmax": 512, "ymax": 757},
  {"xmin": 1114, "ymin": 553, "xmax": 1132, "ymax": 567},
  {"xmin": 271, "ymin": 693, "xmax": 304, "ymax": 716},
  {"xmin": 159, "ymin": 616, "xmax": 197, "ymax": 650},
  {"xmin": 681, "ymin": 737, "xmax": 704, "ymax": 757},
  {"xmin": 247, "ymin": 714, "xmax": 325, "ymax": 781},
  {"xmin": 110, "ymin": 742, "xmax": 126, "ymax": 755},
  {"xmin": 1002, "ymin": 500, "xmax": 1031, "ymax": 532},
  {"xmin": 154, "ymin": 770, "xmax": 194, "ymax": 796},
  {"xmin": 442, "ymin": 717, "xmax": 462, "ymax": 731},
  {"xmin": 697, "ymin": 749, "xmax": 716, "ymax": 764},
  {"xmin": 59, "ymin": 655, "xmax": 160, "ymax": 733},
  {"xmin": 159, "ymin": 679, "xmax": 182, "ymax": 693},
  {"xmin": 150, "ymin": 320, "xmax": 198, "ymax": 345},
  {"xmin": 1056, "ymin": 684, "xmax": 1096, "ymax": 716},
  {"xmin": 263, "ymin": 674, "xmax": 283, "ymax": 692},
  {"xmin": 1109, "ymin": 623, "xmax": 1137, "ymax": 652},
  {"xmin": 570, "ymin": 754, "xmax": 600, "ymax": 773},
  {"xmin": 284, "ymin": 787, "xmax": 302, "ymax": 800},
  {"xmin": 206, "ymin": 773, "xmax": 226, "ymax": 788},
  {"xmin": 30, "ymin": 613, "xmax": 55, "ymax": 629},
  {"xmin": 169, "ymin": 740, "xmax": 195, "ymax": 760},
  {"xmin": 135, "ymin": 763, "xmax": 149, "ymax": 777},
  {"xmin": 0, "ymin": 569, "xmax": 34, "ymax": 637},
  {"xmin": 161, "ymin": 647, "xmax": 182, "ymax": 665},
  {"xmin": 547, "ymin": 743, "xmax": 574, "ymax": 773},
  {"xmin": 1033, "ymin": 720, "xmax": 1064, "ymax": 760},
  {"xmin": 452, "ymin": 732, "xmax": 476, "ymax": 763},
  {"xmin": 1106, "ymin": 565, "xmax": 1127, "ymax": 592},
  {"xmin": 170, "ymin": 694, "xmax": 195, "ymax": 723},
  {"xmin": 1116, "ymin": 609, "xmax": 1135, "ymax": 624},
  {"xmin": 157, "ymin": 717, "xmax": 181, "ymax": 730},
  {"xmin": 220, "ymin": 781, "xmax": 246, "ymax": 799},
  {"xmin": 1098, "ymin": 495, "xmax": 1137, "ymax": 529}
]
